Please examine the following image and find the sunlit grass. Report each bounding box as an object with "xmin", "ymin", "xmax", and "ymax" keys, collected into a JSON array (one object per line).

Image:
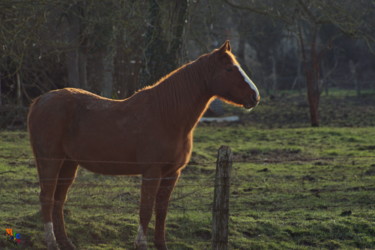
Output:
[{"xmin": 1, "ymin": 124, "xmax": 375, "ymax": 249}]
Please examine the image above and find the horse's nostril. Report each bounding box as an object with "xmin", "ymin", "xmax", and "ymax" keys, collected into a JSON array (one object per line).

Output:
[{"xmin": 253, "ymin": 95, "xmax": 260, "ymax": 103}]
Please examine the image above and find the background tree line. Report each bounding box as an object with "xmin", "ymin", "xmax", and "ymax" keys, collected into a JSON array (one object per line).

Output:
[{"xmin": 0, "ymin": 0, "xmax": 374, "ymax": 127}]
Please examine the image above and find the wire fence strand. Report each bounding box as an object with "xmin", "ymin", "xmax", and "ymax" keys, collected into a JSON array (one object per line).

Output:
[{"xmin": 1, "ymin": 152, "xmax": 374, "ymax": 249}]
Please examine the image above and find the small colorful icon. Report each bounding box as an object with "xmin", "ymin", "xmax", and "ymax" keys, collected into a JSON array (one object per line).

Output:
[{"xmin": 4, "ymin": 228, "xmax": 22, "ymax": 245}]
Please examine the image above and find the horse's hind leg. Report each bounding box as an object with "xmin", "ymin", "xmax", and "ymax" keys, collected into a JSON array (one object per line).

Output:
[
  {"xmin": 37, "ymin": 158, "xmax": 64, "ymax": 250},
  {"xmin": 53, "ymin": 160, "xmax": 78, "ymax": 250}
]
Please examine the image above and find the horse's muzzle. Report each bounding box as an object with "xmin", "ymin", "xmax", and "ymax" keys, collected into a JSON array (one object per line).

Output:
[{"xmin": 244, "ymin": 95, "xmax": 260, "ymax": 110}]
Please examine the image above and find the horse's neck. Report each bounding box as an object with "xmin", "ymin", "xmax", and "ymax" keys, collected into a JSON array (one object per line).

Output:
[{"xmin": 154, "ymin": 64, "xmax": 213, "ymax": 133}]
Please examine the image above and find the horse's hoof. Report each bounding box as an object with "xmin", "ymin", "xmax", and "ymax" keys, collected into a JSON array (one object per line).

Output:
[
  {"xmin": 155, "ymin": 244, "xmax": 168, "ymax": 250},
  {"xmin": 58, "ymin": 239, "xmax": 76, "ymax": 250},
  {"xmin": 134, "ymin": 242, "xmax": 148, "ymax": 250},
  {"xmin": 47, "ymin": 241, "xmax": 60, "ymax": 250},
  {"xmin": 135, "ymin": 245, "xmax": 147, "ymax": 250},
  {"xmin": 154, "ymin": 240, "xmax": 168, "ymax": 250}
]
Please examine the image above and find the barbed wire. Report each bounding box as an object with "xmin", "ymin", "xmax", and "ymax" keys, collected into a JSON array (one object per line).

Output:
[
  {"xmin": 1, "ymin": 154, "xmax": 375, "ymax": 182},
  {"xmin": 1, "ymin": 152, "xmax": 373, "ymax": 249},
  {"xmin": 4, "ymin": 153, "xmax": 375, "ymax": 164},
  {"xmin": 1, "ymin": 154, "xmax": 374, "ymax": 213},
  {"xmin": 1, "ymin": 198, "xmax": 373, "ymax": 212}
]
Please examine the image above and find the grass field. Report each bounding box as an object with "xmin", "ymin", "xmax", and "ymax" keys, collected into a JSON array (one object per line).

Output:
[{"xmin": 1, "ymin": 90, "xmax": 375, "ymax": 249}]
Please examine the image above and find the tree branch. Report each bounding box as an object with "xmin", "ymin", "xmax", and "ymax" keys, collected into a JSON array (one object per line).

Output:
[
  {"xmin": 223, "ymin": 0, "xmax": 293, "ymax": 24},
  {"xmin": 296, "ymin": 0, "xmax": 317, "ymax": 24}
]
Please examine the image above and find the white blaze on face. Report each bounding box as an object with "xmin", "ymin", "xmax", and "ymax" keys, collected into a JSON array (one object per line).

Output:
[{"xmin": 235, "ymin": 64, "xmax": 260, "ymax": 99}]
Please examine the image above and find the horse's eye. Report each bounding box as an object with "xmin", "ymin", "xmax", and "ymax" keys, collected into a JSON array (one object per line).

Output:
[{"xmin": 226, "ymin": 67, "xmax": 233, "ymax": 72}]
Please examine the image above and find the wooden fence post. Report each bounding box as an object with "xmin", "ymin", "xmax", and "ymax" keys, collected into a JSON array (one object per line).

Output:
[{"xmin": 212, "ymin": 145, "xmax": 232, "ymax": 250}]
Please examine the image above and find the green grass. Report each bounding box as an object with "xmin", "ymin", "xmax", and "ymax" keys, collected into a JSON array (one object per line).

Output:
[
  {"xmin": 1, "ymin": 126, "xmax": 374, "ymax": 249},
  {"xmin": 233, "ymin": 89, "xmax": 375, "ymax": 128},
  {"xmin": 1, "ymin": 90, "xmax": 375, "ymax": 249}
]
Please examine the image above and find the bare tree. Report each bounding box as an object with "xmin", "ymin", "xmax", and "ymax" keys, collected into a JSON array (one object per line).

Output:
[
  {"xmin": 143, "ymin": 0, "xmax": 189, "ymax": 86},
  {"xmin": 224, "ymin": 0, "xmax": 375, "ymax": 126}
]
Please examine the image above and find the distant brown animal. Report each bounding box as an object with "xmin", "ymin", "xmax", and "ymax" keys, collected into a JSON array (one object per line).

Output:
[{"xmin": 27, "ymin": 41, "xmax": 260, "ymax": 250}]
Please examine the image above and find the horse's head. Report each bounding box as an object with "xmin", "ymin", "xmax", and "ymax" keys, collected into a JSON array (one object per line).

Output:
[{"xmin": 210, "ymin": 41, "xmax": 260, "ymax": 110}]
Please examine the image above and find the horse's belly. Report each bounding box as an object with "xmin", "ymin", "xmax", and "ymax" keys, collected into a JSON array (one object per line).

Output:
[
  {"xmin": 78, "ymin": 162, "xmax": 143, "ymax": 176},
  {"xmin": 63, "ymin": 131, "xmax": 141, "ymax": 175}
]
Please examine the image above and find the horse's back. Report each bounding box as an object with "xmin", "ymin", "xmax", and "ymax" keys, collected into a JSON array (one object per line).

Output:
[
  {"xmin": 29, "ymin": 88, "xmax": 94, "ymax": 128},
  {"xmin": 28, "ymin": 88, "xmax": 107, "ymax": 156}
]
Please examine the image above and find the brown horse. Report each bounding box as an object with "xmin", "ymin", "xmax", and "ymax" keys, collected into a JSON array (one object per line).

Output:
[{"xmin": 27, "ymin": 41, "xmax": 260, "ymax": 250}]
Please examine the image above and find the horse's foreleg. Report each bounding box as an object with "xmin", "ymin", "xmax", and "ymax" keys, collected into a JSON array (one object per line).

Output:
[
  {"xmin": 53, "ymin": 160, "xmax": 78, "ymax": 250},
  {"xmin": 135, "ymin": 174, "xmax": 161, "ymax": 250},
  {"xmin": 37, "ymin": 159, "xmax": 63, "ymax": 250},
  {"xmin": 154, "ymin": 172, "xmax": 180, "ymax": 250}
]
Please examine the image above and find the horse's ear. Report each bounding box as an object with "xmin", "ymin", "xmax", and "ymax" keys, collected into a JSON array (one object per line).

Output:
[{"xmin": 218, "ymin": 40, "xmax": 231, "ymax": 54}]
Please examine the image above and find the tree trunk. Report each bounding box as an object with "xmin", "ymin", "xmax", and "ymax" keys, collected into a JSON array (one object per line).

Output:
[
  {"xmin": 349, "ymin": 60, "xmax": 360, "ymax": 96},
  {"xmin": 143, "ymin": 0, "xmax": 188, "ymax": 86},
  {"xmin": 113, "ymin": 24, "xmax": 128, "ymax": 98},
  {"xmin": 0, "ymin": 75, "xmax": 2, "ymax": 106},
  {"xmin": 113, "ymin": 2, "xmax": 143, "ymax": 99},
  {"xmin": 101, "ymin": 48, "xmax": 114, "ymax": 98},
  {"xmin": 271, "ymin": 56, "xmax": 277, "ymax": 91},
  {"xmin": 16, "ymin": 72, "xmax": 22, "ymax": 106},
  {"xmin": 309, "ymin": 26, "xmax": 321, "ymax": 127},
  {"xmin": 306, "ymin": 70, "xmax": 320, "ymax": 127},
  {"xmin": 79, "ymin": 49, "xmax": 88, "ymax": 89},
  {"xmin": 236, "ymin": 15, "xmax": 252, "ymax": 74},
  {"xmin": 65, "ymin": 49, "xmax": 80, "ymax": 88},
  {"xmin": 64, "ymin": 2, "xmax": 86, "ymax": 89},
  {"xmin": 299, "ymin": 23, "xmax": 320, "ymax": 127}
]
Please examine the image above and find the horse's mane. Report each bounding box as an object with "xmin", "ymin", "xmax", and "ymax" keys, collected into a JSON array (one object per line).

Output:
[
  {"xmin": 140, "ymin": 52, "xmax": 212, "ymax": 92},
  {"xmin": 138, "ymin": 52, "xmax": 215, "ymax": 128}
]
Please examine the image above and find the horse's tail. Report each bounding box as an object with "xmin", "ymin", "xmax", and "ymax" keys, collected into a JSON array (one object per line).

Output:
[
  {"xmin": 27, "ymin": 96, "xmax": 41, "ymax": 132},
  {"xmin": 27, "ymin": 90, "xmax": 71, "ymax": 165}
]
